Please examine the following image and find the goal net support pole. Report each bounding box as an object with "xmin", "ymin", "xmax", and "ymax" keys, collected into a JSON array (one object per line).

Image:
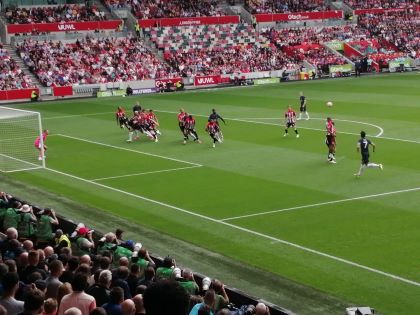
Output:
[{"xmin": 0, "ymin": 106, "xmax": 45, "ymax": 172}]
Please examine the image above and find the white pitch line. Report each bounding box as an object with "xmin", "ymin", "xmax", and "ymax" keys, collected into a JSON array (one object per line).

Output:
[
  {"xmin": 36, "ymin": 110, "xmax": 419, "ymax": 144},
  {"xmin": 39, "ymin": 166, "xmax": 420, "ymax": 288},
  {"xmin": 56, "ymin": 134, "xmax": 202, "ymax": 167},
  {"xmin": 221, "ymin": 186, "xmax": 420, "ymax": 222},
  {"xmin": 91, "ymin": 165, "xmax": 202, "ymax": 181},
  {"xmin": 43, "ymin": 112, "xmax": 114, "ymax": 120},
  {"xmin": 241, "ymin": 117, "xmax": 384, "ymax": 137}
]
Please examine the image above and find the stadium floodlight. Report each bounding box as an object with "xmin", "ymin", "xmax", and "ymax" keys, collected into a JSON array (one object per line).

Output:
[{"xmin": 0, "ymin": 106, "xmax": 45, "ymax": 172}]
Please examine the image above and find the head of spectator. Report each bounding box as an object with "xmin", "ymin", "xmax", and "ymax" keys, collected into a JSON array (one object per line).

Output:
[
  {"xmin": 132, "ymin": 294, "xmax": 145, "ymax": 315},
  {"xmin": 23, "ymin": 285, "xmax": 45, "ymax": 315},
  {"xmin": 121, "ymin": 299, "xmax": 136, "ymax": 315},
  {"xmin": 203, "ymin": 289, "xmax": 216, "ymax": 309},
  {"xmin": 76, "ymin": 263, "xmax": 91, "ymax": 277},
  {"xmin": 67, "ymin": 257, "xmax": 79, "ymax": 272},
  {"xmin": 6, "ymin": 227, "xmax": 18, "ymax": 240},
  {"xmin": 119, "ymin": 257, "xmax": 129, "ymax": 267},
  {"xmin": 43, "ymin": 298, "xmax": 58, "ymax": 315},
  {"xmin": 182, "ymin": 268, "xmax": 194, "ymax": 281},
  {"xmin": 57, "ymin": 282, "xmax": 72, "ymax": 306},
  {"xmin": 1, "ymin": 272, "xmax": 19, "ymax": 297},
  {"xmin": 135, "ymin": 285, "xmax": 147, "ymax": 295},
  {"xmin": 162, "ymin": 256, "xmax": 174, "ymax": 268},
  {"xmin": 80, "ymin": 255, "xmax": 91, "ymax": 266},
  {"xmin": 115, "ymin": 229, "xmax": 124, "ymax": 241},
  {"xmin": 143, "ymin": 280, "xmax": 190, "ymax": 315},
  {"xmin": 116, "ymin": 266, "xmax": 129, "ymax": 280},
  {"xmin": 0, "ymin": 263, "xmax": 8, "ymax": 281},
  {"xmin": 28, "ymin": 250, "xmax": 40, "ymax": 267},
  {"xmin": 109, "ymin": 286, "xmax": 124, "ymax": 304},
  {"xmin": 17, "ymin": 251, "xmax": 29, "ymax": 269},
  {"xmin": 105, "ymin": 232, "xmax": 117, "ymax": 244},
  {"xmin": 38, "ymin": 249, "xmax": 46, "ymax": 263},
  {"xmin": 64, "ymin": 307, "xmax": 82, "ymax": 315},
  {"xmin": 144, "ymin": 266, "xmax": 155, "ymax": 281},
  {"xmin": 89, "ymin": 307, "xmax": 107, "ymax": 315},
  {"xmin": 44, "ymin": 247, "xmax": 55, "ymax": 260},
  {"xmin": 99, "ymin": 269, "xmax": 112, "ymax": 288},
  {"xmin": 59, "ymin": 247, "xmax": 72, "ymax": 258},
  {"xmin": 99, "ymin": 256, "xmax": 111, "ymax": 270},
  {"xmin": 4, "ymin": 259, "xmax": 17, "ymax": 273},
  {"xmin": 35, "ymin": 279, "xmax": 47, "ymax": 293},
  {"xmin": 72, "ymin": 272, "xmax": 89, "ymax": 292},
  {"xmin": 51, "ymin": 258, "xmax": 64, "ymax": 275},
  {"xmin": 23, "ymin": 240, "xmax": 34, "ymax": 251},
  {"xmin": 255, "ymin": 302, "xmax": 270, "ymax": 315}
]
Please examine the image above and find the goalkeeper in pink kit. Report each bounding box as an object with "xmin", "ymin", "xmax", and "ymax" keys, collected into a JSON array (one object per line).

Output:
[{"xmin": 34, "ymin": 129, "xmax": 49, "ymax": 160}]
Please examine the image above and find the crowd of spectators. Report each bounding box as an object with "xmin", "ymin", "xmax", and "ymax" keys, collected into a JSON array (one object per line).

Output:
[
  {"xmin": 148, "ymin": 24, "xmax": 270, "ymax": 53},
  {"xmin": 0, "ymin": 191, "xmax": 271, "ymax": 315},
  {"xmin": 16, "ymin": 36, "xmax": 177, "ymax": 86},
  {"xmin": 358, "ymin": 10, "xmax": 419, "ymax": 58},
  {"xmin": 5, "ymin": 5, "xmax": 106, "ymax": 24},
  {"xmin": 0, "ymin": 45, "xmax": 34, "ymax": 90},
  {"xmin": 262, "ymin": 25, "xmax": 371, "ymax": 47},
  {"xmin": 245, "ymin": 0, "xmax": 329, "ymax": 14},
  {"xmin": 345, "ymin": 0, "xmax": 417, "ymax": 9},
  {"xmin": 166, "ymin": 46, "xmax": 298, "ymax": 77},
  {"xmin": 112, "ymin": 0, "xmax": 226, "ymax": 19},
  {"xmin": 261, "ymin": 27, "xmax": 349, "ymax": 73}
]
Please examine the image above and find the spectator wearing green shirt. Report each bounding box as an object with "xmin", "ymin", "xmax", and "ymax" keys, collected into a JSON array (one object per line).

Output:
[
  {"xmin": 2, "ymin": 201, "xmax": 21, "ymax": 231},
  {"xmin": 177, "ymin": 268, "xmax": 199, "ymax": 296},
  {"xmin": 36, "ymin": 208, "xmax": 59, "ymax": 246},
  {"xmin": 131, "ymin": 247, "xmax": 155, "ymax": 279},
  {"xmin": 156, "ymin": 256, "xmax": 175, "ymax": 281},
  {"xmin": 17, "ymin": 204, "xmax": 37, "ymax": 240}
]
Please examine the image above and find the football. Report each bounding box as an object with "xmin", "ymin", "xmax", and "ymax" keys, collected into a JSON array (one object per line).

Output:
[{"xmin": 326, "ymin": 101, "xmax": 333, "ymax": 107}]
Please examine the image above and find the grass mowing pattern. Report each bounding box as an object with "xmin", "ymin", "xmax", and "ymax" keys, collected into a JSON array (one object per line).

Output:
[{"xmin": 3, "ymin": 73, "xmax": 420, "ymax": 314}]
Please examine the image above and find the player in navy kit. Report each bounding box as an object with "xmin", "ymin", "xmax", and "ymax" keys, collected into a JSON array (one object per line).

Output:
[
  {"xmin": 297, "ymin": 92, "xmax": 309, "ymax": 120},
  {"xmin": 354, "ymin": 131, "xmax": 383, "ymax": 177}
]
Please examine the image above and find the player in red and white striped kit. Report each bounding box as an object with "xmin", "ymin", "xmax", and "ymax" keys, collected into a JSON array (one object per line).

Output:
[
  {"xmin": 284, "ymin": 106, "xmax": 299, "ymax": 138},
  {"xmin": 326, "ymin": 117, "xmax": 337, "ymax": 163}
]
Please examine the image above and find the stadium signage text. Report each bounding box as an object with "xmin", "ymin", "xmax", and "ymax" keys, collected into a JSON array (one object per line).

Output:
[
  {"xmin": 138, "ymin": 16, "xmax": 240, "ymax": 28},
  {"xmin": 7, "ymin": 20, "xmax": 122, "ymax": 34},
  {"xmin": 194, "ymin": 75, "xmax": 221, "ymax": 86},
  {"xmin": 132, "ymin": 88, "xmax": 158, "ymax": 95},
  {"xmin": 255, "ymin": 10, "xmax": 343, "ymax": 22},
  {"xmin": 254, "ymin": 78, "xmax": 279, "ymax": 85}
]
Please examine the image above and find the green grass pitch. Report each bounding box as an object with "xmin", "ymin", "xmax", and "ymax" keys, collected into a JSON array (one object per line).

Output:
[{"xmin": 2, "ymin": 73, "xmax": 420, "ymax": 314}]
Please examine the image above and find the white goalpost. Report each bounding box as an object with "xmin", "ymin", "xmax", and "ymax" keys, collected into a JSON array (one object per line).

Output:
[{"xmin": 0, "ymin": 106, "xmax": 45, "ymax": 172}]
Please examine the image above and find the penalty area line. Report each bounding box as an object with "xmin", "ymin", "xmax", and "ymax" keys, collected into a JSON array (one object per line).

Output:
[
  {"xmin": 90, "ymin": 165, "xmax": 202, "ymax": 181},
  {"xmin": 55, "ymin": 134, "xmax": 202, "ymax": 167},
  {"xmin": 39, "ymin": 166, "xmax": 420, "ymax": 288},
  {"xmin": 221, "ymin": 186, "xmax": 420, "ymax": 221}
]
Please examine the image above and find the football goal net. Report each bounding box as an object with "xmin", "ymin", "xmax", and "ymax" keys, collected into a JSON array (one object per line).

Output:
[{"xmin": 0, "ymin": 106, "xmax": 45, "ymax": 172}]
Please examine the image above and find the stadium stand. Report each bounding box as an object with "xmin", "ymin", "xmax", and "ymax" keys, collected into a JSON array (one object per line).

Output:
[
  {"xmin": 262, "ymin": 26, "xmax": 351, "ymax": 73},
  {"xmin": 344, "ymin": 0, "xmax": 417, "ymax": 9},
  {"xmin": 16, "ymin": 36, "xmax": 177, "ymax": 86},
  {"xmin": 146, "ymin": 23, "xmax": 298, "ymax": 76},
  {"xmin": 148, "ymin": 24, "xmax": 268, "ymax": 53},
  {"xmin": 244, "ymin": 0, "xmax": 330, "ymax": 14},
  {"xmin": 4, "ymin": 4, "xmax": 106, "ymax": 24},
  {"xmin": 0, "ymin": 45, "xmax": 34, "ymax": 90},
  {"xmin": 124, "ymin": 0, "xmax": 226, "ymax": 19},
  {"xmin": 357, "ymin": 10, "xmax": 419, "ymax": 57},
  {"xmin": 0, "ymin": 191, "xmax": 285, "ymax": 315}
]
